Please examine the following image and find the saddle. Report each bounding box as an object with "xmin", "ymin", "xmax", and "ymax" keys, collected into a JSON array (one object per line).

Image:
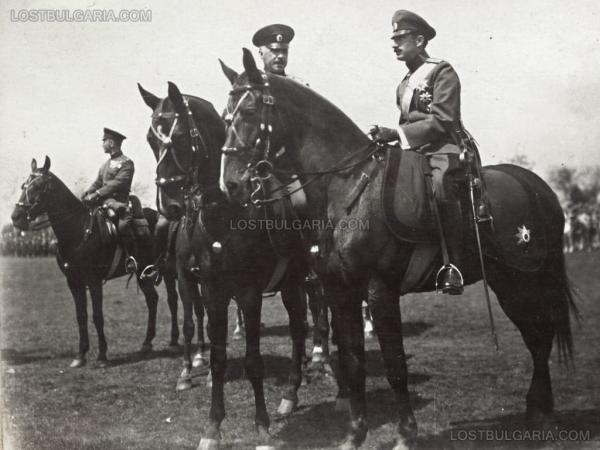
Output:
[{"xmin": 91, "ymin": 195, "xmax": 151, "ymax": 246}]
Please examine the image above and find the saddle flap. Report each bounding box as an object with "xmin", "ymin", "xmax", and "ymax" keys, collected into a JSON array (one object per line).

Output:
[
  {"xmin": 93, "ymin": 209, "xmax": 118, "ymax": 246},
  {"xmin": 382, "ymin": 147, "xmax": 438, "ymax": 243}
]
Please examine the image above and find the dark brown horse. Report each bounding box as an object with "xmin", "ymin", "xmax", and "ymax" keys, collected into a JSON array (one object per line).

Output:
[
  {"xmin": 11, "ymin": 157, "xmax": 180, "ymax": 368},
  {"xmin": 138, "ymin": 82, "xmax": 327, "ymax": 448},
  {"xmin": 218, "ymin": 49, "xmax": 577, "ymax": 450}
]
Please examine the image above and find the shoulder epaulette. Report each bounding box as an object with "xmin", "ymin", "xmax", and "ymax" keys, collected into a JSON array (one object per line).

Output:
[{"xmin": 426, "ymin": 57, "xmax": 443, "ymax": 64}]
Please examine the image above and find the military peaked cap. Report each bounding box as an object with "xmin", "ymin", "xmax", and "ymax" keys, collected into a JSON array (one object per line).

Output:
[
  {"xmin": 252, "ymin": 24, "xmax": 295, "ymax": 49},
  {"xmin": 103, "ymin": 127, "xmax": 126, "ymax": 142},
  {"xmin": 391, "ymin": 10, "xmax": 436, "ymax": 41}
]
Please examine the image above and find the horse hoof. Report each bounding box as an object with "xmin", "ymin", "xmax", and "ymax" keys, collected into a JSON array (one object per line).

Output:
[
  {"xmin": 256, "ymin": 446, "xmax": 276, "ymax": 450},
  {"xmin": 96, "ymin": 358, "xmax": 109, "ymax": 368},
  {"xmin": 140, "ymin": 343, "xmax": 152, "ymax": 354},
  {"xmin": 335, "ymin": 398, "xmax": 350, "ymax": 412},
  {"xmin": 338, "ymin": 440, "xmax": 358, "ymax": 450},
  {"xmin": 176, "ymin": 378, "xmax": 192, "ymax": 391},
  {"xmin": 69, "ymin": 358, "xmax": 86, "ymax": 368},
  {"xmin": 277, "ymin": 398, "xmax": 297, "ymax": 416},
  {"xmin": 392, "ymin": 437, "xmax": 412, "ymax": 450},
  {"xmin": 197, "ymin": 438, "xmax": 219, "ymax": 450},
  {"xmin": 233, "ymin": 330, "xmax": 243, "ymax": 341},
  {"xmin": 192, "ymin": 352, "xmax": 206, "ymax": 368}
]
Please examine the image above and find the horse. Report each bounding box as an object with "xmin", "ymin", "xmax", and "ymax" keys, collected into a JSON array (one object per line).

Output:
[
  {"xmin": 218, "ymin": 49, "xmax": 578, "ymax": 449},
  {"xmin": 10, "ymin": 157, "xmax": 179, "ymax": 368},
  {"xmin": 138, "ymin": 82, "xmax": 334, "ymax": 446}
]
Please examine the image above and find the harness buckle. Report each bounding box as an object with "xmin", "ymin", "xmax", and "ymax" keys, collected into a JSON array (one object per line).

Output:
[{"xmin": 263, "ymin": 95, "xmax": 275, "ymax": 105}]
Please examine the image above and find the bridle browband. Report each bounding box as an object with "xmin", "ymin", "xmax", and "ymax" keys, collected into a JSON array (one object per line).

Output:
[
  {"xmin": 16, "ymin": 172, "xmax": 47, "ymax": 220},
  {"xmin": 221, "ymin": 76, "xmax": 381, "ymax": 206}
]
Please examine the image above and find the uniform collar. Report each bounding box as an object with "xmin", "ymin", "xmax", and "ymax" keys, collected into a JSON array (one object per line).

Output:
[
  {"xmin": 110, "ymin": 150, "xmax": 123, "ymax": 159},
  {"xmin": 406, "ymin": 51, "xmax": 430, "ymax": 73}
]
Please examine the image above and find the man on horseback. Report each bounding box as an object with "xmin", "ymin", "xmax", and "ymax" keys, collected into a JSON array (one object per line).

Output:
[
  {"xmin": 370, "ymin": 10, "xmax": 470, "ymax": 295},
  {"xmin": 253, "ymin": 24, "xmax": 309, "ymax": 87},
  {"xmin": 82, "ymin": 128, "xmax": 142, "ymax": 273}
]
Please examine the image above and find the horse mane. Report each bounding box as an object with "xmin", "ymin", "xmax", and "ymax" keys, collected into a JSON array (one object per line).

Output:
[
  {"xmin": 266, "ymin": 73, "xmax": 370, "ymax": 151},
  {"xmin": 46, "ymin": 171, "xmax": 86, "ymax": 212}
]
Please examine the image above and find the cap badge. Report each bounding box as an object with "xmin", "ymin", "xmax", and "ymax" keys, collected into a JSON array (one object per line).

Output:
[{"xmin": 276, "ymin": 34, "xmax": 283, "ymax": 42}]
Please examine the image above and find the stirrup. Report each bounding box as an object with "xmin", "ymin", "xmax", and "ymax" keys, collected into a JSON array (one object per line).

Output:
[
  {"xmin": 140, "ymin": 265, "xmax": 160, "ymax": 284},
  {"xmin": 435, "ymin": 263, "xmax": 464, "ymax": 295},
  {"xmin": 125, "ymin": 256, "xmax": 138, "ymax": 274}
]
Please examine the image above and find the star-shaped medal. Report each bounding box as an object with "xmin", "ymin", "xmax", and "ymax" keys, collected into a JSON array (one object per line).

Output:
[{"xmin": 515, "ymin": 225, "xmax": 531, "ymax": 245}]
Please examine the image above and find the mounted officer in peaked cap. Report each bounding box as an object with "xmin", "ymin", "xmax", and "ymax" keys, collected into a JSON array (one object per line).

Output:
[
  {"xmin": 370, "ymin": 10, "xmax": 476, "ymax": 295},
  {"xmin": 82, "ymin": 128, "xmax": 149, "ymax": 274}
]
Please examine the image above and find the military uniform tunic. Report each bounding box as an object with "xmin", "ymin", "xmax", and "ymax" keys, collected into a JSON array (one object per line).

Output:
[
  {"xmin": 396, "ymin": 57, "xmax": 463, "ymax": 200},
  {"xmin": 86, "ymin": 151, "xmax": 134, "ymax": 206}
]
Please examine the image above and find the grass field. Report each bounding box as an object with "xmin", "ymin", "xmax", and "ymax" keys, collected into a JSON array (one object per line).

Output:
[{"xmin": 1, "ymin": 252, "xmax": 599, "ymax": 449}]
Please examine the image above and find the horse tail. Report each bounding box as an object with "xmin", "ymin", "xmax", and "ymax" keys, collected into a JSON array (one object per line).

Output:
[{"xmin": 549, "ymin": 250, "xmax": 580, "ymax": 365}]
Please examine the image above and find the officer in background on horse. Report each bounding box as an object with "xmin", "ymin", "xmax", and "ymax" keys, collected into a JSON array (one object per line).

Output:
[
  {"xmin": 370, "ymin": 10, "xmax": 474, "ymax": 295},
  {"xmin": 82, "ymin": 128, "xmax": 143, "ymax": 273},
  {"xmin": 253, "ymin": 23, "xmax": 309, "ymax": 87}
]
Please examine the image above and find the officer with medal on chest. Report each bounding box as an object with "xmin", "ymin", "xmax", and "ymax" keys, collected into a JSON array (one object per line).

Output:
[
  {"xmin": 82, "ymin": 128, "xmax": 143, "ymax": 273},
  {"xmin": 370, "ymin": 10, "xmax": 469, "ymax": 295}
]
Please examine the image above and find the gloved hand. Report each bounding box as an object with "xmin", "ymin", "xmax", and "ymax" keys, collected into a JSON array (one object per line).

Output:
[
  {"xmin": 368, "ymin": 125, "xmax": 399, "ymax": 143},
  {"xmin": 82, "ymin": 191, "xmax": 100, "ymax": 205}
]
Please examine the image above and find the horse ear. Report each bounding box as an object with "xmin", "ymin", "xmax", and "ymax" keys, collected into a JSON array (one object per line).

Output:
[
  {"xmin": 137, "ymin": 83, "xmax": 160, "ymax": 110},
  {"xmin": 219, "ymin": 59, "xmax": 238, "ymax": 85},
  {"xmin": 42, "ymin": 156, "xmax": 51, "ymax": 173},
  {"xmin": 242, "ymin": 48, "xmax": 263, "ymax": 85},
  {"xmin": 31, "ymin": 158, "xmax": 37, "ymax": 172},
  {"xmin": 167, "ymin": 81, "xmax": 185, "ymax": 111}
]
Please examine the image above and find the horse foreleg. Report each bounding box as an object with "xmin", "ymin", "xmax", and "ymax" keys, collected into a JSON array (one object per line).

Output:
[
  {"xmin": 67, "ymin": 278, "xmax": 89, "ymax": 368},
  {"xmin": 238, "ymin": 288, "xmax": 270, "ymax": 443},
  {"xmin": 233, "ymin": 300, "xmax": 244, "ymax": 340},
  {"xmin": 176, "ymin": 272, "xmax": 199, "ymax": 391},
  {"xmin": 192, "ymin": 286, "xmax": 207, "ymax": 368},
  {"xmin": 138, "ymin": 278, "xmax": 158, "ymax": 353},
  {"xmin": 164, "ymin": 273, "xmax": 180, "ymax": 348},
  {"xmin": 278, "ymin": 284, "xmax": 307, "ymax": 416},
  {"xmin": 368, "ymin": 276, "xmax": 417, "ymax": 449},
  {"xmin": 329, "ymin": 283, "xmax": 368, "ymax": 450},
  {"xmin": 198, "ymin": 282, "xmax": 229, "ymax": 449},
  {"xmin": 88, "ymin": 280, "xmax": 108, "ymax": 365}
]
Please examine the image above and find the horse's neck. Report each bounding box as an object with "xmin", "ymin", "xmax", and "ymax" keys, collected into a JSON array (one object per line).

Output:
[
  {"xmin": 191, "ymin": 99, "xmax": 226, "ymax": 189},
  {"xmin": 46, "ymin": 180, "xmax": 87, "ymax": 247}
]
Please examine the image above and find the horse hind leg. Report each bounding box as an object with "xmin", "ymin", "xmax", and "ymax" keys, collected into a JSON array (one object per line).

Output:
[
  {"xmin": 138, "ymin": 278, "xmax": 159, "ymax": 354},
  {"xmin": 192, "ymin": 289, "xmax": 207, "ymax": 368},
  {"xmin": 487, "ymin": 255, "xmax": 575, "ymax": 427}
]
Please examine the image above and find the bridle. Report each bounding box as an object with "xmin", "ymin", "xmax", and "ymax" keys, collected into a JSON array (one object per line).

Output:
[
  {"xmin": 15, "ymin": 172, "xmax": 48, "ymax": 221},
  {"xmin": 221, "ymin": 75, "xmax": 381, "ymax": 206},
  {"xmin": 151, "ymin": 97, "xmax": 209, "ymax": 191}
]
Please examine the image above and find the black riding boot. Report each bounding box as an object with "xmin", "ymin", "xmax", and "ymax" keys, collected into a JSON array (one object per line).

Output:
[
  {"xmin": 439, "ymin": 200, "xmax": 464, "ymax": 295},
  {"xmin": 118, "ymin": 221, "xmax": 139, "ymax": 274}
]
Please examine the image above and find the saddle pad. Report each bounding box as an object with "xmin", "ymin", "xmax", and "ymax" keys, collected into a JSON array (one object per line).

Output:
[
  {"xmin": 382, "ymin": 147, "xmax": 438, "ymax": 243},
  {"xmin": 480, "ymin": 165, "xmax": 548, "ymax": 272},
  {"xmin": 94, "ymin": 211, "xmax": 118, "ymax": 246}
]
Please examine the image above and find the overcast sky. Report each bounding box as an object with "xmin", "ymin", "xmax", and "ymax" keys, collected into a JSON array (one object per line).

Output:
[{"xmin": 1, "ymin": 0, "xmax": 599, "ymax": 222}]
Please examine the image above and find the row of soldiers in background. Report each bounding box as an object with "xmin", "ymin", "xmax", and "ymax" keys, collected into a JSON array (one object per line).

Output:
[
  {"xmin": 563, "ymin": 201, "xmax": 600, "ymax": 253},
  {"xmin": 0, "ymin": 223, "xmax": 57, "ymax": 257}
]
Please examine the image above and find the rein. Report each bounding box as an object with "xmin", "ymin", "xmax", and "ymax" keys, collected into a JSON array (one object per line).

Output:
[{"xmin": 222, "ymin": 77, "xmax": 382, "ymax": 206}]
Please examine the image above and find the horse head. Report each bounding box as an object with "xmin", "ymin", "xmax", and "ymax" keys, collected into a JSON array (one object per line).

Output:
[
  {"xmin": 12, "ymin": 156, "xmax": 53, "ymax": 230},
  {"xmin": 219, "ymin": 48, "xmax": 369, "ymax": 206},
  {"xmin": 138, "ymin": 81, "xmax": 224, "ymax": 220}
]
